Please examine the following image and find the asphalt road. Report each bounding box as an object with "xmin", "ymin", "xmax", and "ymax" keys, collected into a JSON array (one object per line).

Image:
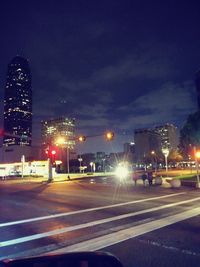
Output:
[{"xmin": 0, "ymin": 176, "xmax": 200, "ymax": 267}]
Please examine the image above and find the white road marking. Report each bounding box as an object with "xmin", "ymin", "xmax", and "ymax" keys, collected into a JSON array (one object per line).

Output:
[
  {"xmin": 0, "ymin": 192, "xmax": 185, "ymax": 227},
  {"xmin": 53, "ymin": 207, "xmax": 200, "ymax": 252},
  {"xmin": 1, "ymin": 195, "xmax": 199, "ymax": 248}
]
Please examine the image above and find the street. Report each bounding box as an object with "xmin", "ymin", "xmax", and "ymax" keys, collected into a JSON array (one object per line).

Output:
[{"xmin": 0, "ymin": 176, "xmax": 200, "ymax": 267}]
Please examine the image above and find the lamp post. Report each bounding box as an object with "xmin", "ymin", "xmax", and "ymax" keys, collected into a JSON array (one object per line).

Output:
[
  {"xmin": 55, "ymin": 137, "xmax": 70, "ymax": 174},
  {"xmin": 78, "ymin": 156, "xmax": 83, "ymax": 173},
  {"xmin": 90, "ymin": 162, "xmax": 94, "ymax": 172},
  {"xmin": 21, "ymin": 155, "xmax": 25, "ymax": 179},
  {"xmin": 102, "ymin": 158, "xmax": 106, "ymax": 173},
  {"xmin": 162, "ymin": 148, "xmax": 169, "ymax": 174},
  {"xmin": 194, "ymin": 146, "xmax": 200, "ymax": 188},
  {"xmin": 151, "ymin": 150, "xmax": 157, "ymax": 173}
]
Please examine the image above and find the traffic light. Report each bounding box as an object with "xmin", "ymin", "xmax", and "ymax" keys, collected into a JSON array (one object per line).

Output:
[
  {"xmin": 51, "ymin": 150, "xmax": 56, "ymax": 155},
  {"xmin": 78, "ymin": 135, "xmax": 86, "ymax": 142},
  {"xmin": 105, "ymin": 131, "xmax": 114, "ymax": 141},
  {"xmin": 45, "ymin": 148, "xmax": 57, "ymax": 158}
]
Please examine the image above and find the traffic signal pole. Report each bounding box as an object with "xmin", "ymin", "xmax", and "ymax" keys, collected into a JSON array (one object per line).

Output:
[{"xmin": 47, "ymin": 158, "xmax": 53, "ymax": 182}]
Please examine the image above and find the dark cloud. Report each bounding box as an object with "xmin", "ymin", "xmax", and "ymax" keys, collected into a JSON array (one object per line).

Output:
[{"xmin": 1, "ymin": 0, "xmax": 200, "ymax": 152}]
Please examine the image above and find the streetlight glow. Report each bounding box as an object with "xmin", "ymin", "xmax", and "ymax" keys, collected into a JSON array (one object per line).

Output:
[
  {"xmin": 78, "ymin": 135, "xmax": 86, "ymax": 142},
  {"xmin": 55, "ymin": 137, "xmax": 65, "ymax": 145},
  {"xmin": 195, "ymin": 151, "xmax": 200, "ymax": 159},
  {"xmin": 105, "ymin": 131, "xmax": 114, "ymax": 141}
]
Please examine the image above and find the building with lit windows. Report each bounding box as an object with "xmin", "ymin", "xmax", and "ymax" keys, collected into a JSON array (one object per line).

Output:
[
  {"xmin": 3, "ymin": 56, "xmax": 32, "ymax": 146},
  {"xmin": 154, "ymin": 123, "xmax": 179, "ymax": 150},
  {"xmin": 41, "ymin": 118, "xmax": 76, "ymax": 164},
  {"xmin": 1, "ymin": 56, "xmax": 33, "ymax": 163},
  {"xmin": 124, "ymin": 142, "xmax": 135, "ymax": 154},
  {"xmin": 134, "ymin": 128, "xmax": 161, "ymax": 162}
]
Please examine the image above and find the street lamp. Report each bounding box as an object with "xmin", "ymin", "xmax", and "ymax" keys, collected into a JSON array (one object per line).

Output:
[
  {"xmin": 78, "ymin": 156, "xmax": 83, "ymax": 173},
  {"xmin": 21, "ymin": 155, "xmax": 25, "ymax": 179},
  {"xmin": 90, "ymin": 162, "xmax": 94, "ymax": 172},
  {"xmin": 194, "ymin": 147, "xmax": 200, "ymax": 188},
  {"xmin": 162, "ymin": 148, "xmax": 169, "ymax": 174},
  {"xmin": 102, "ymin": 158, "xmax": 106, "ymax": 173},
  {"xmin": 151, "ymin": 150, "xmax": 157, "ymax": 173},
  {"xmin": 55, "ymin": 137, "xmax": 70, "ymax": 174}
]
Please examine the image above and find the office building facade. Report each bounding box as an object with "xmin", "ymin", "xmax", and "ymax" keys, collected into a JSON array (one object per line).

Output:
[
  {"xmin": 134, "ymin": 128, "xmax": 161, "ymax": 162},
  {"xmin": 1, "ymin": 56, "xmax": 33, "ymax": 163},
  {"xmin": 41, "ymin": 117, "xmax": 76, "ymax": 161},
  {"xmin": 154, "ymin": 123, "xmax": 179, "ymax": 150},
  {"xmin": 3, "ymin": 56, "xmax": 32, "ymax": 146}
]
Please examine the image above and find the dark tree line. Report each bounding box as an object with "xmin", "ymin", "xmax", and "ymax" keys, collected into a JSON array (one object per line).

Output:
[{"xmin": 180, "ymin": 111, "xmax": 200, "ymax": 158}]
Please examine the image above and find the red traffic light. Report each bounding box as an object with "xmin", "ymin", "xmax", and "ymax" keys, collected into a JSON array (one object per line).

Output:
[
  {"xmin": 51, "ymin": 150, "xmax": 56, "ymax": 155},
  {"xmin": 0, "ymin": 129, "xmax": 4, "ymax": 136},
  {"xmin": 45, "ymin": 148, "xmax": 57, "ymax": 157}
]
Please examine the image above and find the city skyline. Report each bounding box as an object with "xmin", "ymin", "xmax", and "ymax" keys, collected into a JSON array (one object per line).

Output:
[{"xmin": 0, "ymin": 1, "xmax": 199, "ymax": 153}]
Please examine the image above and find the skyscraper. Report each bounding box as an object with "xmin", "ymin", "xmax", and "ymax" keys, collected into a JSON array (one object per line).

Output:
[
  {"xmin": 3, "ymin": 56, "xmax": 32, "ymax": 146},
  {"xmin": 195, "ymin": 70, "xmax": 200, "ymax": 109}
]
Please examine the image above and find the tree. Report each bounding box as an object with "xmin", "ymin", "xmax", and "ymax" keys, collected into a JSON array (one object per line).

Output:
[
  {"xmin": 168, "ymin": 149, "xmax": 183, "ymax": 163},
  {"xmin": 180, "ymin": 111, "xmax": 200, "ymax": 157}
]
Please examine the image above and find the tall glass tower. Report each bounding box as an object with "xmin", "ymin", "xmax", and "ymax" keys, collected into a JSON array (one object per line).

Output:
[{"xmin": 3, "ymin": 56, "xmax": 32, "ymax": 146}]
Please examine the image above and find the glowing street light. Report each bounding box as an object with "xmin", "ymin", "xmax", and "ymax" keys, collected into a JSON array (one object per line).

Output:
[
  {"xmin": 105, "ymin": 131, "xmax": 114, "ymax": 141},
  {"xmin": 55, "ymin": 136, "xmax": 70, "ymax": 174},
  {"xmin": 195, "ymin": 151, "xmax": 200, "ymax": 159},
  {"xmin": 78, "ymin": 135, "xmax": 86, "ymax": 142},
  {"xmin": 162, "ymin": 148, "xmax": 169, "ymax": 174},
  {"xmin": 55, "ymin": 137, "xmax": 65, "ymax": 145}
]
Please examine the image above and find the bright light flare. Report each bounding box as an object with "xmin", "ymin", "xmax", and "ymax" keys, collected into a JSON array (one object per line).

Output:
[
  {"xmin": 55, "ymin": 137, "xmax": 65, "ymax": 145},
  {"xmin": 115, "ymin": 165, "xmax": 129, "ymax": 180},
  {"xmin": 196, "ymin": 151, "xmax": 200, "ymax": 159}
]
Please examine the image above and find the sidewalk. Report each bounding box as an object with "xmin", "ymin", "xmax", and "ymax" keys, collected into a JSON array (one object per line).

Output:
[
  {"xmin": 0, "ymin": 173, "xmax": 174, "ymax": 188},
  {"xmin": 0, "ymin": 173, "xmax": 114, "ymax": 184}
]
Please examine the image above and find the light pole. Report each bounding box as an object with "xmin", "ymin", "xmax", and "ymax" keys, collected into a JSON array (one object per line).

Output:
[
  {"xmin": 194, "ymin": 147, "xmax": 200, "ymax": 188},
  {"xmin": 55, "ymin": 137, "xmax": 70, "ymax": 174},
  {"xmin": 78, "ymin": 156, "xmax": 83, "ymax": 173},
  {"xmin": 21, "ymin": 155, "xmax": 25, "ymax": 179},
  {"xmin": 102, "ymin": 158, "xmax": 106, "ymax": 173},
  {"xmin": 90, "ymin": 162, "xmax": 93, "ymax": 172},
  {"xmin": 151, "ymin": 150, "xmax": 157, "ymax": 173},
  {"xmin": 66, "ymin": 146, "xmax": 70, "ymax": 174},
  {"xmin": 162, "ymin": 148, "xmax": 169, "ymax": 174}
]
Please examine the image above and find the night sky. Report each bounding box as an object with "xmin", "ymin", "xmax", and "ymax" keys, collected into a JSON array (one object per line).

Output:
[{"xmin": 0, "ymin": 0, "xmax": 200, "ymax": 153}]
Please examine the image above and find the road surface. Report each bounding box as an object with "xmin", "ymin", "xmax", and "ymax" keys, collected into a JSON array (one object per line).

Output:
[{"xmin": 0, "ymin": 176, "xmax": 200, "ymax": 267}]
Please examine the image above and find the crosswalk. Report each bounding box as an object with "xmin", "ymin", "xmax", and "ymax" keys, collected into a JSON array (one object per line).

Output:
[{"xmin": 1, "ymin": 191, "xmax": 200, "ymax": 260}]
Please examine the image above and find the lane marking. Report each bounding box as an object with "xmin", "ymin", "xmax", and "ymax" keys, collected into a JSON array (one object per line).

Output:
[
  {"xmin": 1, "ymin": 195, "xmax": 199, "ymax": 248},
  {"xmin": 53, "ymin": 207, "xmax": 200, "ymax": 252},
  {"xmin": 0, "ymin": 192, "xmax": 185, "ymax": 227}
]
